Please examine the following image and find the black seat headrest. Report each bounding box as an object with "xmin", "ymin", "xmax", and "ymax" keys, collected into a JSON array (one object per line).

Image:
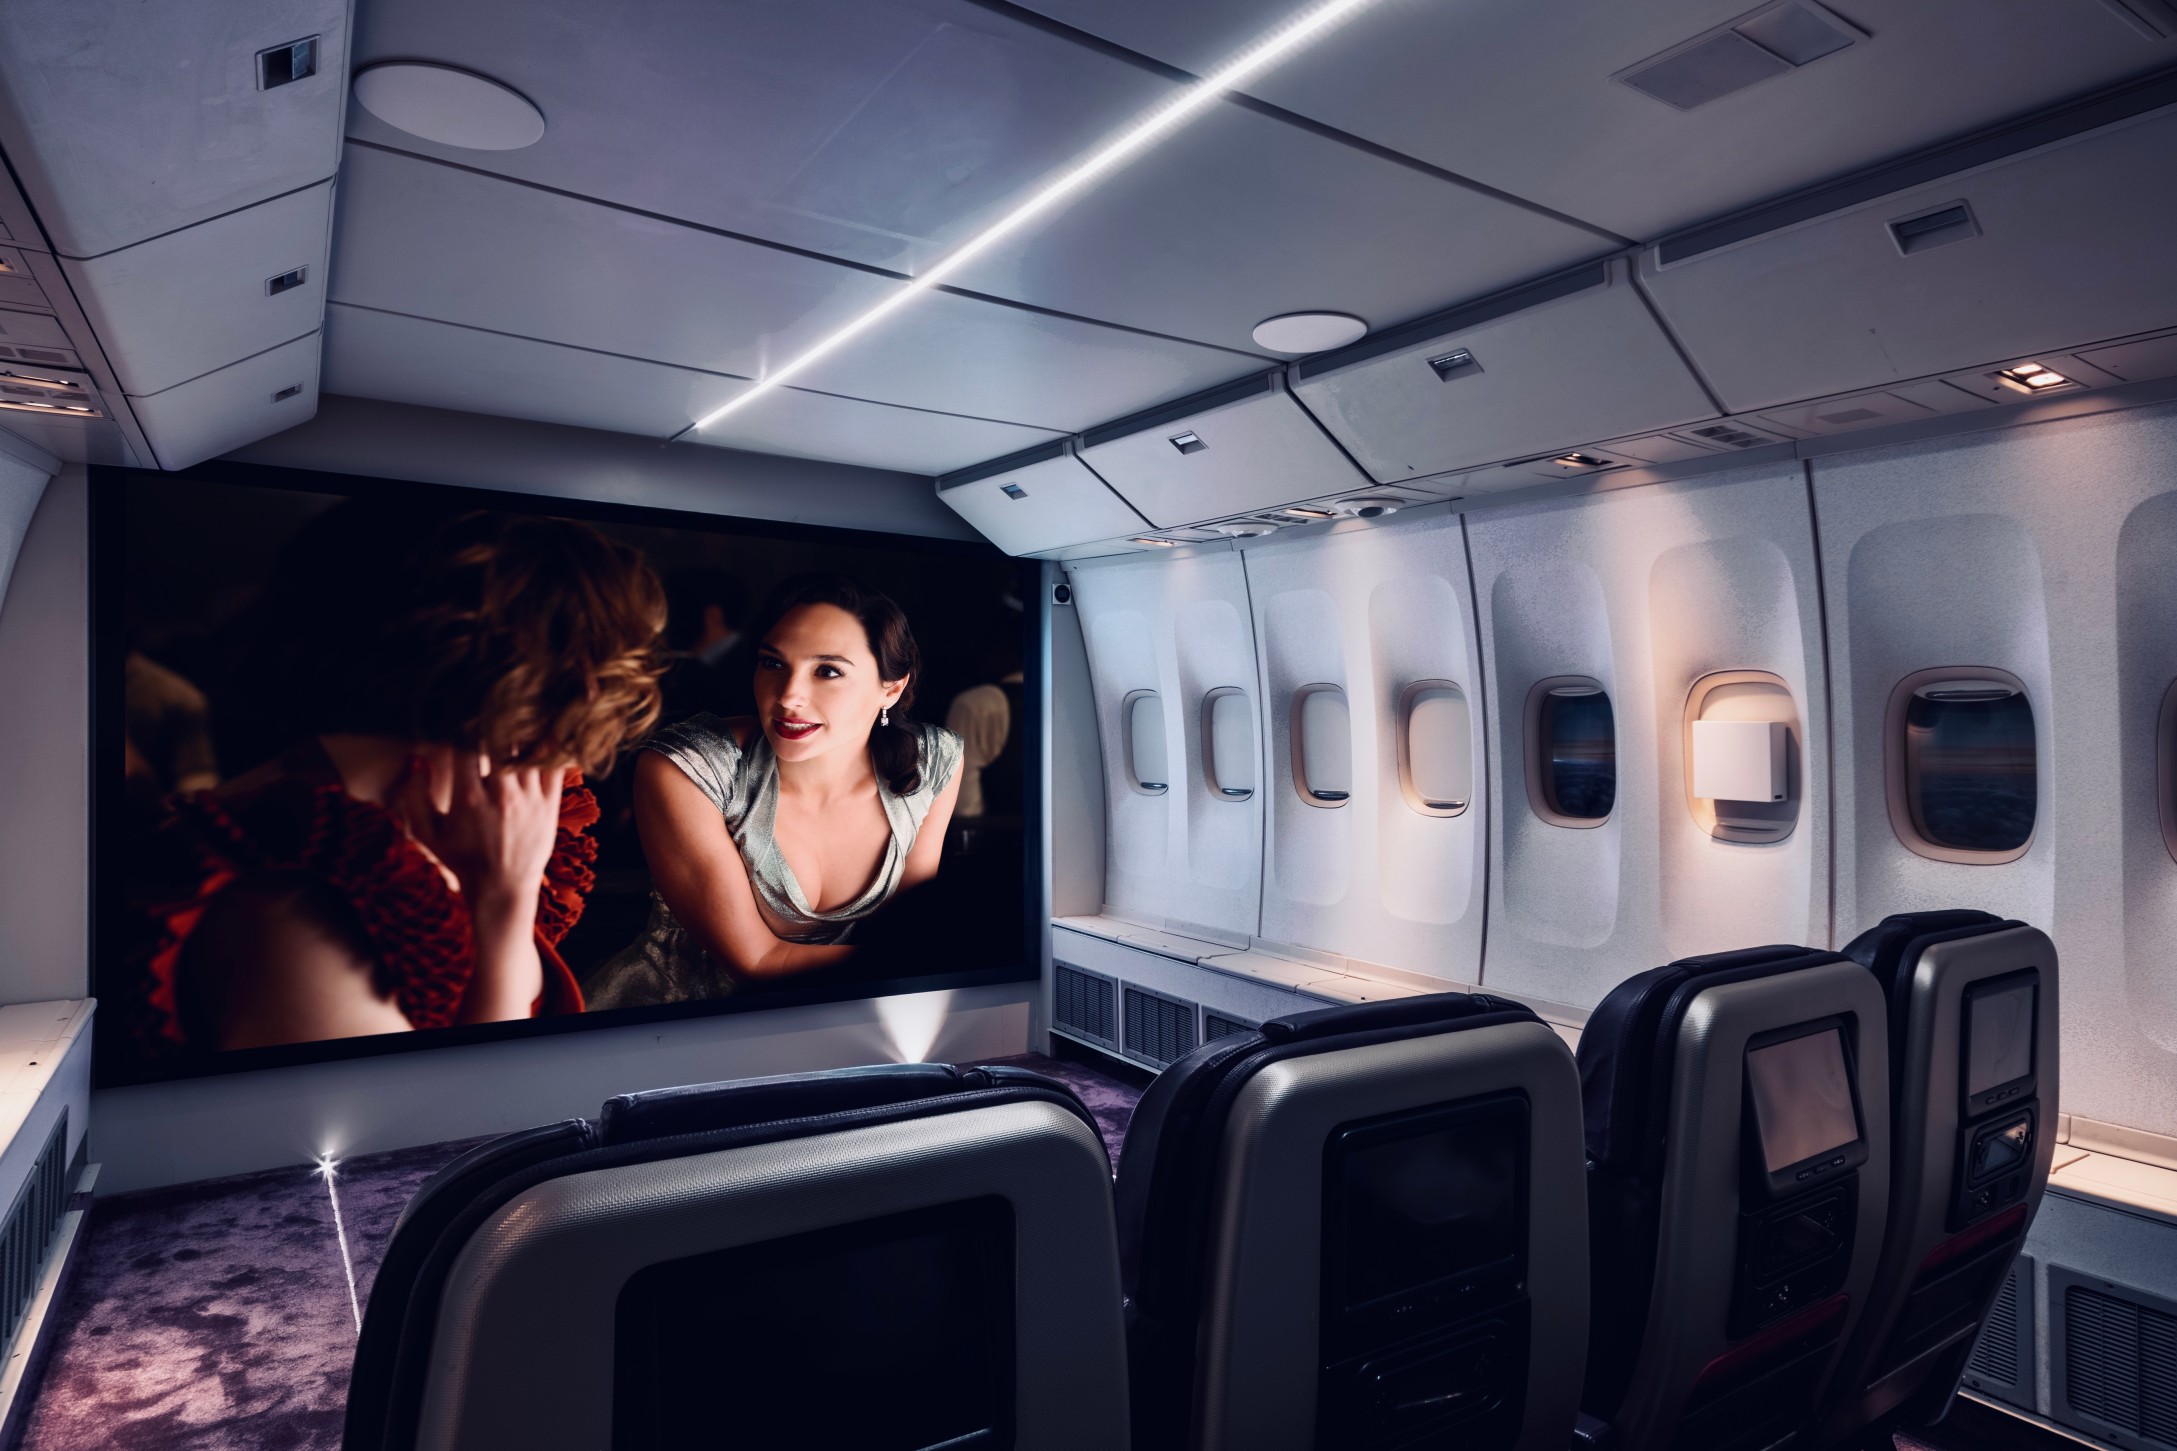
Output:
[{"xmin": 600, "ymin": 1062, "xmax": 977, "ymax": 1143}]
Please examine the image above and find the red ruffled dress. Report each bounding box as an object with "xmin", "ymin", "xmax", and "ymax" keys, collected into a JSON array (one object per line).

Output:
[{"xmin": 120, "ymin": 746, "xmax": 594, "ymax": 1066}]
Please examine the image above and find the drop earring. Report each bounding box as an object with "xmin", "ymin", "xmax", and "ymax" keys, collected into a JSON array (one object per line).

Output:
[{"xmin": 880, "ymin": 707, "xmax": 890, "ymax": 727}]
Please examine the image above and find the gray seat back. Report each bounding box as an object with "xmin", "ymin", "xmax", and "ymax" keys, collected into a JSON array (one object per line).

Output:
[
  {"xmin": 1165, "ymin": 1005, "xmax": 1588, "ymax": 1451},
  {"xmin": 401, "ymin": 1077, "xmax": 1126, "ymax": 1451},
  {"xmin": 1581, "ymin": 951, "xmax": 1892, "ymax": 1451},
  {"xmin": 1817, "ymin": 914, "xmax": 2059, "ymax": 1443}
]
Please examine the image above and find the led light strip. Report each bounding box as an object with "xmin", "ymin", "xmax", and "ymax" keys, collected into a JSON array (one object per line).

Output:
[
  {"xmin": 679, "ymin": 0, "xmax": 1382, "ymax": 437},
  {"xmin": 317, "ymin": 1154, "xmax": 365, "ymax": 1333}
]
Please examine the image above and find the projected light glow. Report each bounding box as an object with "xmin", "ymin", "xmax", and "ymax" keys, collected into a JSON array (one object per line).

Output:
[
  {"xmin": 681, "ymin": 0, "xmax": 1383, "ymax": 437},
  {"xmin": 317, "ymin": 1154, "xmax": 364, "ymax": 1333},
  {"xmin": 875, "ymin": 989, "xmax": 955, "ymax": 1063}
]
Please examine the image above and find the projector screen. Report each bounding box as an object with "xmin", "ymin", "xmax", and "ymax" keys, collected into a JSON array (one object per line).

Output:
[{"xmin": 92, "ymin": 465, "xmax": 1038, "ymax": 1085}]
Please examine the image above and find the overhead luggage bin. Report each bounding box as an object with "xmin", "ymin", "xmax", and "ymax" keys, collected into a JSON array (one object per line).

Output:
[
  {"xmin": 62, "ymin": 182, "xmax": 332, "ymax": 396},
  {"xmin": 1288, "ymin": 258, "xmax": 1717, "ymax": 483},
  {"xmin": 937, "ymin": 440, "xmax": 1150, "ymax": 557},
  {"xmin": 128, "ymin": 331, "xmax": 319, "ymax": 471},
  {"xmin": 1639, "ymin": 79, "xmax": 2177, "ymax": 415},
  {"xmin": 1077, "ymin": 372, "xmax": 1370, "ymax": 529}
]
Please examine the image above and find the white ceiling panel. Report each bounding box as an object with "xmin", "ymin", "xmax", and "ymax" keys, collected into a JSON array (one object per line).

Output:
[
  {"xmin": 345, "ymin": 0, "xmax": 1610, "ymax": 353},
  {"xmin": 326, "ymin": 303, "xmax": 1066, "ymax": 475},
  {"xmin": 332, "ymin": 145, "xmax": 1261, "ymax": 435},
  {"xmin": 1007, "ymin": 0, "xmax": 2171, "ymax": 240}
]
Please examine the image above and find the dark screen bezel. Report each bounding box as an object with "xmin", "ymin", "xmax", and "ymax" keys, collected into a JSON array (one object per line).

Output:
[
  {"xmin": 1740, "ymin": 1015, "xmax": 1870, "ymax": 1201},
  {"xmin": 1959, "ymin": 968, "xmax": 2039, "ymax": 1117},
  {"xmin": 88, "ymin": 459, "xmax": 1044, "ymax": 1088}
]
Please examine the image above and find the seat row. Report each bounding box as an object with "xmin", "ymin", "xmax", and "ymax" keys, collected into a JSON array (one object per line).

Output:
[{"xmin": 340, "ymin": 909, "xmax": 2057, "ymax": 1451}]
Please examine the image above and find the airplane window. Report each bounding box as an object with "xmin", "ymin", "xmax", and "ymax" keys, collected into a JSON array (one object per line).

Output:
[
  {"xmin": 1203, "ymin": 687, "xmax": 1255, "ymax": 800},
  {"xmin": 1903, "ymin": 679, "xmax": 2035, "ymax": 854},
  {"xmin": 1397, "ymin": 680, "xmax": 1471, "ymax": 817},
  {"xmin": 1125, "ymin": 690, "xmax": 1169, "ymax": 795},
  {"xmin": 1293, "ymin": 684, "xmax": 1352, "ymax": 806},
  {"xmin": 1534, "ymin": 682, "xmax": 1615, "ymax": 824}
]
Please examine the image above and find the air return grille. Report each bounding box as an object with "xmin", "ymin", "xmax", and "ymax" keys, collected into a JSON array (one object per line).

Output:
[
  {"xmin": 1203, "ymin": 1011, "xmax": 1257, "ymax": 1044},
  {"xmin": 2051, "ymin": 1267, "xmax": 2177, "ymax": 1451},
  {"xmin": 1123, "ymin": 986, "xmax": 1197, "ymax": 1068},
  {"xmin": 1964, "ymin": 1255, "xmax": 2034, "ymax": 1408},
  {"xmin": 0, "ymin": 1111, "xmax": 69, "ymax": 1353},
  {"xmin": 1053, "ymin": 964, "xmax": 1116, "ymax": 1047}
]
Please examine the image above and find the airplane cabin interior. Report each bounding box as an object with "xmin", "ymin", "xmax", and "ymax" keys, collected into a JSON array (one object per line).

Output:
[{"xmin": 0, "ymin": 1, "xmax": 2172, "ymax": 1448}]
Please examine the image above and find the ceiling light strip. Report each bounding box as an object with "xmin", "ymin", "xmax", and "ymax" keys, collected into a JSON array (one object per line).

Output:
[{"xmin": 679, "ymin": 0, "xmax": 1381, "ymax": 438}]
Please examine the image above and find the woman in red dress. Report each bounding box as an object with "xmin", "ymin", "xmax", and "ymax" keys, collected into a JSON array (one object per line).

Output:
[{"xmin": 121, "ymin": 505, "xmax": 666, "ymax": 1064}]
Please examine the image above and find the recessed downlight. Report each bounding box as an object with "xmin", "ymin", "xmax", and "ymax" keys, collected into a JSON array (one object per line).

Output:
[
  {"xmin": 1330, "ymin": 495, "xmax": 1407, "ymax": 518},
  {"xmin": 1251, "ymin": 312, "xmax": 1368, "ymax": 354},
  {"xmin": 353, "ymin": 63, "xmax": 546, "ymax": 151},
  {"xmin": 1995, "ymin": 362, "xmax": 2074, "ymax": 394},
  {"xmin": 1213, "ymin": 519, "xmax": 1283, "ymax": 538}
]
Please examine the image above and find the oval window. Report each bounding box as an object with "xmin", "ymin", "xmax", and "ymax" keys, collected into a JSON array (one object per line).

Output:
[
  {"xmin": 1292, "ymin": 684, "xmax": 1352, "ymax": 807},
  {"xmin": 1533, "ymin": 681, "xmax": 1615, "ymax": 824},
  {"xmin": 1125, "ymin": 690, "xmax": 1168, "ymax": 795},
  {"xmin": 1903, "ymin": 678, "xmax": 2035, "ymax": 855}
]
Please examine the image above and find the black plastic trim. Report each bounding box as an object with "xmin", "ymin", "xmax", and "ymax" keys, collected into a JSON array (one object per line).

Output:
[
  {"xmin": 1080, "ymin": 372, "xmax": 1276, "ymax": 450},
  {"xmin": 1656, "ymin": 65, "xmax": 2177, "ymax": 265},
  {"xmin": 1294, "ymin": 263, "xmax": 1611, "ymax": 381},
  {"xmin": 938, "ymin": 438, "xmax": 1071, "ymax": 490}
]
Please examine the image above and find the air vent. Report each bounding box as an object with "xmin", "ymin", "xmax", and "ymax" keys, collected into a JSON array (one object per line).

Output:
[
  {"xmin": 1684, "ymin": 422, "xmax": 1781, "ymax": 450},
  {"xmin": 1890, "ymin": 203, "xmax": 1980, "ymax": 257},
  {"xmin": 1054, "ymin": 964, "xmax": 1117, "ymax": 1047},
  {"xmin": 1203, "ymin": 1011, "xmax": 1257, "ymax": 1044},
  {"xmin": 1123, "ymin": 985, "xmax": 1197, "ymax": 1068},
  {"xmin": 1964, "ymin": 1255, "xmax": 2035, "ymax": 1408},
  {"xmin": 2052, "ymin": 1267, "xmax": 2177, "ymax": 1451},
  {"xmin": 0, "ymin": 1111, "xmax": 69, "ymax": 1353},
  {"xmin": 1617, "ymin": 2, "xmax": 1863, "ymax": 111},
  {"xmin": 257, "ymin": 36, "xmax": 319, "ymax": 90}
]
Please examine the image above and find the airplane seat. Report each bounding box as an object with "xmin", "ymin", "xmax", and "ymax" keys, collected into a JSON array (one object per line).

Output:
[
  {"xmin": 342, "ymin": 1062, "xmax": 1127, "ymax": 1451},
  {"xmin": 1576, "ymin": 946, "xmax": 1892, "ymax": 1451},
  {"xmin": 1115, "ymin": 992, "xmax": 1589, "ymax": 1451},
  {"xmin": 1813, "ymin": 911, "xmax": 2059, "ymax": 1449}
]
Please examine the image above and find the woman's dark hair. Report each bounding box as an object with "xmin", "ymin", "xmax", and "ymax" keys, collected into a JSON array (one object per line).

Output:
[
  {"xmin": 750, "ymin": 572, "xmax": 924, "ymax": 796},
  {"xmin": 251, "ymin": 503, "xmax": 667, "ymax": 774}
]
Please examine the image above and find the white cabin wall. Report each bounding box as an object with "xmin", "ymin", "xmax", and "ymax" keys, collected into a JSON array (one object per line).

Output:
[
  {"xmin": 1814, "ymin": 399, "xmax": 2177, "ymax": 1141},
  {"xmin": 1464, "ymin": 464, "xmax": 1830, "ymax": 1010},
  {"xmin": 0, "ymin": 462, "xmax": 84, "ymax": 1005},
  {"xmin": 1064, "ymin": 548, "xmax": 1263, "ymax": 941},
  {"xmin": 1242, "ymin": 510, "xmax": 1487, "ymax": 982}
]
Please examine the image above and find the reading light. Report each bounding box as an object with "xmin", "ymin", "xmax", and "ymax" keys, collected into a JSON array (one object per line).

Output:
[
  {"xmin": 0, "ymin": 372, "xmax": 84, "ymax": 393},
  {"xmin": 1995, "ymin": 363, "xmax": 2073, "ymax": 394},
  {"xmin": 1555, "ymin": 452, "xmax": 1607, "ymax": 468},
  {"xmin": 681, "ymin": 0, "xmax": 1383, "ymax": 438},
  {"xmin": 1130, "ymin": 536, "xmax": 1180, "ymax": 547},
  {"xmin": 1281, "ymin": 506, "xmax": 1335, "ymax": 519},
  {"xmin": 0, "ymin": 400, "xmax": 97, "ymax": 416}
]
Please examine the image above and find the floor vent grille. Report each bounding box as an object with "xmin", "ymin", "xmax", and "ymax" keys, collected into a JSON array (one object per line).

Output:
[
  {"xmin": 1203, "ymin": 1011, "xmax": 1257, "ymax": 1044},
  {"xmin": 1965, "ymin": 1254, "xmax": 2034, "ymax": 1407},
  {"xmin": 0, "ymin": 1110, "xmax": 68, "ymax": 1353},
  {"xmin": 1123, "ymin": 986, "xmax": 1197, "ymax": 1069},
  {"xmin": 2052, "ymin": 1266, "xmax": 2177, "ymax": 1451},
  {"xmin": 1053, "ymin": 964, "xmax": 1117, "ymax": 1048}
]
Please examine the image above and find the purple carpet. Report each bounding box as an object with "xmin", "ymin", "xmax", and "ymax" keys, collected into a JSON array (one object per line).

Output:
[{"xmin": 18, "ymin": 1053, "xmax": 1141, "ymax": 1450}]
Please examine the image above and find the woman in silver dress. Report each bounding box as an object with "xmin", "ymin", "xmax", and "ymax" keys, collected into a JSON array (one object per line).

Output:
[{"xmin": 585, "ymin": 573, "xmax": 962, "ymax": 1007}]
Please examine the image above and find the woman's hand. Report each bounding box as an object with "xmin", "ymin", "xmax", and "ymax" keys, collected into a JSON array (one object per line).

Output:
[{"xmin": 396, "ymin": 752, "xmax": 563, "ymax": 1022}]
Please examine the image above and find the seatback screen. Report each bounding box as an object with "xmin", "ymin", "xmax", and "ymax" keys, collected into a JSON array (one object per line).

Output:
[
  {"xmin": 1965, "ymin": 978, "xmax": 2036, "ymax": 1097},
  {"xmin": 614, "ymin": 1196, "xmax": 1012, "ymax": 1450},
  {"xmin": 1326, "ymin": 1093, "xmax": 1527, "ymax": 1317},
  {"xmin": 1746, "ymin": 1028, "xmax": 1860, "ymax": 1174}
]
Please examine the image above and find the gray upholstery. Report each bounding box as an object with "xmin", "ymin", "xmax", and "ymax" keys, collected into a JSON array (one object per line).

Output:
[
  {"xmin": 1596, "ymin": 957, "xmax": 1892, "ymax": 1451},
  {"xmin": 1816, "ymin": 917, "xmax": 2059, "ymax": 1444},
  {"xmin": 408, "ymin": 1098, "xmax": 1126, "ymax": 1451},
  {"xmin": 1184, "ymin": 1017, "xmax": 1588, "ymax": 1451}
]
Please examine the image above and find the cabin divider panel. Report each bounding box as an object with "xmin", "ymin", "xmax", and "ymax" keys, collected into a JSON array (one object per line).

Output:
[
  {"xmin": 1814, "ymin": 399, "xmax": 2177, "ymax": 1141},
  {"xmin": 1465, "ymin": 462, "xmax": 1825, "ymax": 1010},
  {"xmin": 1065, "ymin": 549, "xmax": 1263, "ymax": 940},
  {"xmin": 1242, "ymin": 511, "xmax": 1486, "ymax": 980}
]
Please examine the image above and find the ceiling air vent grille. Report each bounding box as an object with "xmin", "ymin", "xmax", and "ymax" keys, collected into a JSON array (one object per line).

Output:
[
  {"xmin": 1203, "ymin": 1011, "xmax": 1257, "ymax": 1045},
  {"xmin": 1123, "ymin": 985, "xmax": 1197, "ymax": 1069},
  {"xmin": 0, "ymin": 1111, "xmax": 69, "ymax": 1354},
  {"xmin": 2052, "ymin": 1267, "xmax": 2177, "ymax": 1451},
  {"xmin": 1686, "ymin": 423, "xmax": 1777, "ymax": 450},
  {"xmin": 1618, "ymin": 2, "xmax": 1863, "ymax": 112},
  {"xmin": 1964, "ymin": 1255, "xmax": 2035, "ymax": 1408},
  {"xmin": 1053, "ymin": 964, "xmax": 1117, "ymax": 1048}
]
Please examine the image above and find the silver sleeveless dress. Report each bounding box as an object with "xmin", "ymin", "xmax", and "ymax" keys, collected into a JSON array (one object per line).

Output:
[{"xmin": 584, "ymin": 714, "xmax": 963, "ymax": 1009}]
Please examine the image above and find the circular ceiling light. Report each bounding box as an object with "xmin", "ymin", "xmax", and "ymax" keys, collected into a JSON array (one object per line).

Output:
[
  {"xmin": 353, "ymin": 64, "xmax": 545, "ymax": 151},
  {"xmin": 1251, "ymin": 312, "xmax": 1368, "ymax": 354}
]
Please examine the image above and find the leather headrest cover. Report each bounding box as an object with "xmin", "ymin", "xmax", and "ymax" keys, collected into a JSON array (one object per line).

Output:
[
  {"xmin": 1261, "ymin": 991, "xmax": 1540, "ymax": 1044},
  {"xmin": 599, "ymin": 1062, "xmax": 973, "ymax": 1144}
]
